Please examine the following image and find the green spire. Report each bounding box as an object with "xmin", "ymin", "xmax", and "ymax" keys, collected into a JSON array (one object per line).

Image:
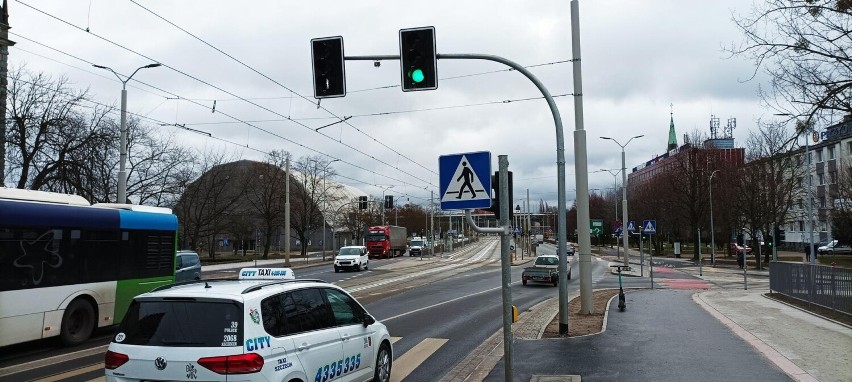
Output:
[{"xmin": 667, "ymin": 106, "xmax": 677, "ymax": 151}]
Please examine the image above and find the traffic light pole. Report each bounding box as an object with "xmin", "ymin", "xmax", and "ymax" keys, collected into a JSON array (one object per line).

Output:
[{"xmin": 346, "ymin": 51, "xmax": 579, "ymax": 334}]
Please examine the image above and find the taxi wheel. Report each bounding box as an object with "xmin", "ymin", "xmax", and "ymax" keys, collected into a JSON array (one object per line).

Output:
[
  {"xmin": 356, "ymin": 264, "xmax": 362, "ymax": 272},
  {"xmin": 364, "ymin": 262, "xmax": 368, "ymax": 270},
  {"xmin": 522, "ymin": 279, "xmax": 527, "ymax": 286},
  {"xmin": 373, "ymin": 343, "xmax": 392, "ymax": 382},
  {"xmin": 60, "ymin": 298, "xmax": 95, "ymax": 346}
]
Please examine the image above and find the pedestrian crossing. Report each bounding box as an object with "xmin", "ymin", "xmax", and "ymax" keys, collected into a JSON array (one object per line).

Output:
[{"xmin": 34, "ymin": 336, "xmax": 449, "ymax": 382}]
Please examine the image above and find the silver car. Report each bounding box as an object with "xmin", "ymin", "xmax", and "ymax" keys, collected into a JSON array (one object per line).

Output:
[{"xmin": 175, "ymin": 250, "xmax": 201, "ymax": 282}]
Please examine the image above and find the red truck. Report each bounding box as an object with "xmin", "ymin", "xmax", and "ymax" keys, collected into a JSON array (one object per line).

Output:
[{"xmin": 366, "ymin": 225, "xmax": 408, "ymax": 258}]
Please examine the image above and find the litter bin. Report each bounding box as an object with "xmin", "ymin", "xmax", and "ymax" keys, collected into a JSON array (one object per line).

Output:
[{"xmin": 674, "ymin": 241, "xmax": 681, "ymax": 258}]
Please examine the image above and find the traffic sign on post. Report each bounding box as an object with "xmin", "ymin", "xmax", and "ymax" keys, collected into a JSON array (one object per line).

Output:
[
  {"xmin": 627, "ymin": 221, "xmax": 636, "ymax": 233},
  {"xmin": 590, "ymin": 219, "xmax": 604, "ymax": 236},
  {"xmin": 439, "ymin": 151, "xmax": 492, "ymax": 210},
  {"xmin": 642, "ymin": 220, "xmax": 657, "ymax": 235}
]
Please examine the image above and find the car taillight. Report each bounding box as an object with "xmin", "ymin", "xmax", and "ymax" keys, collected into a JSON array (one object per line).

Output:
[
  {"xmin": 198, "ymin": 353, "xmax": 264, "ymax": 374},
  {"xmin": 105, "ymin": 350, "xmax": 129, "ymax": 369}
]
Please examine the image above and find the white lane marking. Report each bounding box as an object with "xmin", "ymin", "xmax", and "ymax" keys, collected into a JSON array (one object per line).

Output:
[
  {"xmin": 391, "ymin": 336, "xmax": 402, "ymax": 344},
  {"xmin": 379, "ymin": 282, "xmax": 520, "ymax": 322},
  {"xmin": 391, "ymin": 338, "xmax": 449, "ymax": 382}
]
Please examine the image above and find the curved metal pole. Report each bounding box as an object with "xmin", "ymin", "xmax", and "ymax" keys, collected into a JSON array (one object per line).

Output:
[{"xmin": 438, "ymin": 53, "xmax": 573, "ymax": 330}]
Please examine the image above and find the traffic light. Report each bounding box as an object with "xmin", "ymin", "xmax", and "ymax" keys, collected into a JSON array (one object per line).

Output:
[
  {"xmin": 777, "ymin": 228, "xmax": 786, "ymax": 242},
  {"xmin": 384, "ymin": 195, "xmax": 394, "ymax": 209},
  {"xmin": 484, "ymin": 171, "xmax": 513, "ymax": 221},
  {"xmin": 311, "ymin": 36, "xmax": 346, "ymax": 98},
  {"xmin": 358, "ymin": 196, "xmax": 368, "ymax": 210},
  {"xmin": 767, "ymin": 235, "xmax": 774, "ymax": 247},
  {"xmin": 399, "ymin": 26, "xmax": 437, "ymax": 91}
]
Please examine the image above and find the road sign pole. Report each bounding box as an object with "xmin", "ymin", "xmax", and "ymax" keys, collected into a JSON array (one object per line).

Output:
[{"xmin": 497, "ymin": 156, "xmax": 514, "ymax": 382}]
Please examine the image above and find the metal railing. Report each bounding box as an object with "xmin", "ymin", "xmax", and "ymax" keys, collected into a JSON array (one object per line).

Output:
[{"xmin": 770, "ymin": 261, "xmax": 852, "ymax": 315}]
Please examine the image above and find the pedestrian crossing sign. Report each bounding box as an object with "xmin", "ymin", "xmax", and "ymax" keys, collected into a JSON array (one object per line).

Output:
[
  {"xmin": 642, "ymin": 220, "xmax": 657, "ymax": 234},
  {"xmin": 627, "ymin": 221, "xmax": 636, "ymax": 233},
  {"xmin": 439, "ymin": 151, "xmax": 491, "ymax": 210}
]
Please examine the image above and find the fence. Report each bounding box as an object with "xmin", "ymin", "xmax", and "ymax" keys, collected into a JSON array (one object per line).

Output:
[{"xmin": 770, "ymin": 261, "xmax": 852, "ymax": 315}]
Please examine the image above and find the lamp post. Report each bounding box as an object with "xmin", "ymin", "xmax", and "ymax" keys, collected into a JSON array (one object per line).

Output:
[
  {"xmin": 601, "ymin": 135, "xmax": 643, "ymax": 268},
  {"xmin": 321, "ymin": 159, "xmax": 340, "ymax": 260},
  {"xmin": 594, "ymin": 168, "xmax": 622, "ymax": 258},
  {"xmin": 92, "ymin": 63, "xmax": 161, "ymax": 204},
  {"xmin": 709, "ymin": 170, "xmax": 719, "ymax": 266}
]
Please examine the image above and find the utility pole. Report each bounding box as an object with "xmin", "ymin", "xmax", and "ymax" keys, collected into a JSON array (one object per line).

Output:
[
  {"xmin": 284, "ymin": 157, "xmax": 291, "ymax": 266},
  {"xmin": 0, "ymin": 1, "xmax": 13, "ymax": 186}
]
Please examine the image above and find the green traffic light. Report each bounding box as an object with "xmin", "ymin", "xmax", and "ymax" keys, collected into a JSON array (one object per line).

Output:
[{"xmin": 410, "ymin": 68, "xmax": 425, "ymax": 83}]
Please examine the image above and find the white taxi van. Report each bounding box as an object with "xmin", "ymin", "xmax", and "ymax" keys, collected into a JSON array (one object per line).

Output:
[{"xmin": 104, "ymin": 268, "xmax": 392, "ymax": 382}]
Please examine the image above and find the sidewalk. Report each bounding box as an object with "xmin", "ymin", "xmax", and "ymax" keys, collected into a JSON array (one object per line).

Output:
[{"xmin": 462, "ymin": 251, "xmax": 851, "ymax": 382}]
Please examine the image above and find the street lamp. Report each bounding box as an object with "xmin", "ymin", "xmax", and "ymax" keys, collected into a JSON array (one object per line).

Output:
[
  {"xmin": 377, "ymin": 185, "xmax": 395, "ymax": 226},
  {"xmin": 601, "ymin": 134, "xmax": 644, "ymax": 268},
  {"xmin": 709, "ymin": 170, "xmax": 720, "ymax": 266},
  {"xmin": 92, "ymin": 63, "xmax": 162, "ymax": 204},
  {"xmin": 321, "ymin": 159, "xmax": 341, "ymax": 260},
  {"xmin": 594, "ymin": 168, "xmax": 622, "ymax": 257}
]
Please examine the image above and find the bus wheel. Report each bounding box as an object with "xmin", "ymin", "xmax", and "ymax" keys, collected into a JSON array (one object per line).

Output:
[{"xmin": 60, "ymin": 298, "xmax": 95, "ymax": 346}]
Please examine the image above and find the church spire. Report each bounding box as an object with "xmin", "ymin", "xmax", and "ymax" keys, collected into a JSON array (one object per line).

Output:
[{"xmin": 667, "ymin": 103, "xmax": 677, "ymax": 151}]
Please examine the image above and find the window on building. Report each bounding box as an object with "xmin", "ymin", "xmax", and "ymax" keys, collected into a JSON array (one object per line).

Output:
[
  {"xmin": 798, "ymin": 221, "xmax": 804, "ymax": 231},
  {"xmin": 818, "ymin": 173, "xmax": 825, "ymax": 185},
  {"xmin": 816, "ymin": 149, "xmax": 823, "ymax": 162},
  {"xmin": 798, "ymin": 199, "xmax": 803, "ymax": 209},
  {"xmin": 796, "ymin": 154, "xmax": 802, "ymax": 166},
  {"xmin": 820, "ymin": 196, "xmax": 826, "ymax": 208},
  {"xmin": 829, "ymin": 171, "xmax": 837, "ymax": 184},
  {"xmin": 847, "ymin": 141, "xmax": 852, "ymax": 156},
  {"xmin": 828, "ymin": 146, "xmax": 835, "ymax": 160},
  {"xmin": 819, "ymin": 220, "xmax": 827, "ymax": 232}
]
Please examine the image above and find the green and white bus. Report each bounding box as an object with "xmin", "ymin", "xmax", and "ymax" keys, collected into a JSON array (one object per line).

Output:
[{"xmin": 0, "ymin": 188, "xmax": 178, "ymax": 346}]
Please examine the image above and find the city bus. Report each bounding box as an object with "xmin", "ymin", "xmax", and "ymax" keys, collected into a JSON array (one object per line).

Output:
[{"xmin": 0, "ymin": 188, "xmax": 178, "ymax": 347}]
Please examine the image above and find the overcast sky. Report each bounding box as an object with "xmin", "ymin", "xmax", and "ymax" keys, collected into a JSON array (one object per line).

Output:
[{"xmin": 9, "ymin": 0, "xmax": 771, "ymax": 209}]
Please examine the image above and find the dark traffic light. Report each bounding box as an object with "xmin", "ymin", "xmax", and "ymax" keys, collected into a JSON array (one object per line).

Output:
[
  {"xmin": 399, "ymin": 27, "xmax": 437, "ymax": 91},
  {"xmin": 485, "ymin": 171, "xmax": 513, "ymax": 221},
  {"xmin": 358, "ymin": 196, "xmax": 368, "ymax": 210},
  {"xmin": 311, "ymin": 36, "xmax": 346, "ymax": 98},
  {"xmin": 384, "ymin": 195, "xmax": 394, "ymax": 209}
]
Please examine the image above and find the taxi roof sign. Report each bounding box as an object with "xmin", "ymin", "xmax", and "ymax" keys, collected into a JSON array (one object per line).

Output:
[{"xmin": 239, "ymin": 268, "xmax": 295, "ymax": 280}]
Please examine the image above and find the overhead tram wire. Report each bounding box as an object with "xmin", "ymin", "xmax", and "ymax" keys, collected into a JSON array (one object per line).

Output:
[
  {"xmin": 10, "ymin": 47, "xmax": 436, "ymax": 197},
  {"xmin": 127, "ymin": 0, "xmax": 436, "ymax": 177},
  {"xmin": 16, "ymin": 2, "xmax": 435, "ymax": 189}
]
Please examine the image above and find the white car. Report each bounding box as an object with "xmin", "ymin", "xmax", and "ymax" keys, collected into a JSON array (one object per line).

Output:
[
  {"xmin": 335, "ymin": 245, "xmax": 369, "ymax": 272},
  {"xmin": 104, "ymin": 268, "xmax": 393, "ymax": 382}
]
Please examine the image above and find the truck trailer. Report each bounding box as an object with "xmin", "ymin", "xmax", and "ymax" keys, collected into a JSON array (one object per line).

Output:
[{"xmin": 366, "ymin": 225, "xmax": 408, "ymax": 258}]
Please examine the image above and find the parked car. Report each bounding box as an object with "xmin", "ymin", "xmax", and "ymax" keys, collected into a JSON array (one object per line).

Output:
[
  {"xmin": 818, "ymin": 240, "xmax": 852, "ymax": 255},
  {"xmin": 334, "ymin": 245, "xmax": 369, "ymax": 272},
  {"xmin": 175, "ymin": 250, "xmax": 201, "ymax": 282}
]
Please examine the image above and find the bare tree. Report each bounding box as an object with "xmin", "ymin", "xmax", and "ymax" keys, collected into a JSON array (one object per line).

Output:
[
  {"xmin": 728, "ymin": 0, "xmax": 851, "ymax": 125},
  {"xmin": 289, "ymin": 156, "xmax": 342, "ymax": 257},
  {"xmin": 244, "ymin": 151, "xmax": 290, "ymax": 259},
  {"xmin": 173, "ymin": 150, "xmax": 245, "ymax": 257},
  {"xmin": 5, "ymin": 67, "xmax": 113, "ymax": 192},
  {"xmin": 829, "ymin": 157, "xmax": 852, "ymax": 245},
  {"xmin": 737, "ymin": 123, "xmax": 802, "ymax": 267}
]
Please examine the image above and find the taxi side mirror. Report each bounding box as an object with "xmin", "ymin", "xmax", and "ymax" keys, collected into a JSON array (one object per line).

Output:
[{"xmin": 363, "ymin": 314, "xmax": 376, "ymax": 327}]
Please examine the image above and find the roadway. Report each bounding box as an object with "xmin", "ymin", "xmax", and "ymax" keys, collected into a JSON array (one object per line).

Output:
[{"xmin": 0, "ymin": 239, "xmax": 742, "ymax": 382}]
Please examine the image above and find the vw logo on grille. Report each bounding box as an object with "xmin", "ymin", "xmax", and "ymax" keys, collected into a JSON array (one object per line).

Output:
[{"xmin": 154, "ymin": 357, "xmax": 167, "ymax": 370}]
